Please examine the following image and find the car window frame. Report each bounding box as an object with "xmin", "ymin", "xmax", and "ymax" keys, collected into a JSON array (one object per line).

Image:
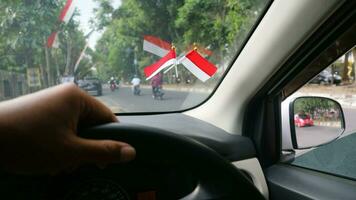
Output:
[{"xmin": 243, "ymin": 0, "xmax": 356, "ymax": 168}]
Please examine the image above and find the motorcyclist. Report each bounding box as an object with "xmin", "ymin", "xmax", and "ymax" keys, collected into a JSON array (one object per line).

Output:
[
  {"xmin": 109, "ymin": 77, "xmax": 117, "ymax": 91},
  {"xmin": 131, "ymin": 75, "xmax": 141, "ymax": 95},
  {"xmin": 151, "ymin": 73, "xmax": 164, "ymax": 100}
]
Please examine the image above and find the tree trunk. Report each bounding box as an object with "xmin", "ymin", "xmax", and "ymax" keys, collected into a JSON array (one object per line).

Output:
[
  {"xmin": 65, "ymin": 37, "xmax": 72, "ymax": 75},
  {"xmin": 342, "ymin": 51, "xmax": 350, "ymax": 82},
  {"xmin": 52, "ymin": 49, "xmax": 60, "ymax": 84},
  {"xmin": 44, "ymin": 43, "xmax": 52, "ymax": 86}
]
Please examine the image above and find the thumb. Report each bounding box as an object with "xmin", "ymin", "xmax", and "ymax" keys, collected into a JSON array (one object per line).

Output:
[{"xmin": 75, "ymin": 137, "xmax": 136, "ymax": 165}]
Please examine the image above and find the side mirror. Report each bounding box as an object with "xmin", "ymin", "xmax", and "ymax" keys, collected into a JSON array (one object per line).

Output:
[{"xmin": 289, "ymin": 97, "xmax": 345, "ymax": 149}]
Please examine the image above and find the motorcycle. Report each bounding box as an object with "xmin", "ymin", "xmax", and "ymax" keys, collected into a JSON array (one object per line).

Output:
[
  {"xmin": 110, "ymin": 83, "xmax": 116, "ymax": 92},
  {"xmin": 152, "ymin": 86, "xmax": 164, "ymax": 100},
  {"xmin": 133, "ymin": 85, "xmax": 141, "ymax": 95}
]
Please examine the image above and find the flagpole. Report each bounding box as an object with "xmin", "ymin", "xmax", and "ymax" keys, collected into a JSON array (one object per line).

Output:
[
  {"xmin": 175, "ymin": 64, "xmax": 179, "ymax": 78},
  {"xmin": 163, "ymin": 63, "xmax": 176, "ymax": 74},
  {"xmin": 74, "ymin": 42, "xmax": 89, "ymax": 73},
  {"xmin": 163, "ymin": 44, "xmax": 178, "ymax": 75},
  {"xmin": 163, "ymin": 52, "xmax": 184, "ymax": 74},
  {"xmin": 73, "ymin": 30, "xmax": 94, "ymax": 74}
]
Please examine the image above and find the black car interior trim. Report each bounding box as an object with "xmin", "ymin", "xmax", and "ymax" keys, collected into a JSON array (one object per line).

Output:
[{"xmin": 265, "ymin": 164, "xmax": 356, "ymax": 200}]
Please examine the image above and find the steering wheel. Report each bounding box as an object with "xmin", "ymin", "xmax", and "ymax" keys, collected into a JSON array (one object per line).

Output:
[{"xmin": 78, "ymin": 123, "xmax": 264, "ymax": 200}]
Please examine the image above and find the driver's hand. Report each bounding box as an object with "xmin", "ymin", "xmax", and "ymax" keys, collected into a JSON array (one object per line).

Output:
[{"xmin": 0, "ymin": 83, "xmax": 135, "ymax": 175}]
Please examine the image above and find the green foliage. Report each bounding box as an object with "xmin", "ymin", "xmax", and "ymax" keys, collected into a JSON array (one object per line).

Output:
[
  {"xmin": 0, "ymin": 0, "xmax": 91, "ymax": 87},
  {"xmin": 294, "ymin": 98, "xmax": 338, "ymax": 114},
  {"xmin": 0, "ymin": 1, "xmax": 60, "ymax": 71}
]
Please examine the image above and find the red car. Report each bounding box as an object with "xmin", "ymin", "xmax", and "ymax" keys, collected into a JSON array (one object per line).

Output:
[{"xmin": 294, "ymin": 113, "xmax": 314, "ymax": 127}]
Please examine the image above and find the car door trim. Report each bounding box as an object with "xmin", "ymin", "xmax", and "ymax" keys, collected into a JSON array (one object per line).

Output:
[{"xmin": 233, "ymin": 158, "xmax": 269, "ymax": 199}]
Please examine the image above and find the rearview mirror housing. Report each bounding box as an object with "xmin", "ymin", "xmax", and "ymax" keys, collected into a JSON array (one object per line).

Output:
[{"xmin": 289, "ymin": 96, "xmax": 345, "ymax": 149}]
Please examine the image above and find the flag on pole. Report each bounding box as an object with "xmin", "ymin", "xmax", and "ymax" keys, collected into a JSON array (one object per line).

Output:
[
  {"xmin": 59, "ymin": 0, "xmax": 76, "ymax": 24},
  {"xmin": 47, "ymin": 31, "xmax": 60, "ymax": 48},
  {"xmin": 179, "ymin": 50, "xmax": 217, "ymax": 82},
  {"xmin": 143, "ymin": 35, "xmax": 172, "ymax": 57},
  {"xmin": 144, "ymin": 49, "xmax": 176, "ymax": 80},
  {"xmin": 47, "ymin": 0, "xmax": 76, "ymax": 48}
]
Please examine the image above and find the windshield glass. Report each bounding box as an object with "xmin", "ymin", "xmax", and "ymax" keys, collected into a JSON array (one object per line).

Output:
[{"xmin": 0, "ymin": 0, "xmax": 269, "ymax": 113}]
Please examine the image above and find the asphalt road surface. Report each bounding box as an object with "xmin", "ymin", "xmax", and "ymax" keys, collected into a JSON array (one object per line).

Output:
[
  {"xmin": 96, "ymin": 86, "xmax": 208, "ymax": 113},
  {"xmin": 296, "ymin": 126, "xmax": 342, "ymax": 148}
]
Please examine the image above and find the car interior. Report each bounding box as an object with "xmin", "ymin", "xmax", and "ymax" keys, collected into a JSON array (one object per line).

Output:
[{"xmin": 1, "ymin": 0, "xmax": 356, "ymax": 199}]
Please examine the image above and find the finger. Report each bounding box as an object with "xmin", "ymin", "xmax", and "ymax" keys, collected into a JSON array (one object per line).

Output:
[{"xmin": 75, "ymin": 137, "xmax": 136, "ymax": 165}]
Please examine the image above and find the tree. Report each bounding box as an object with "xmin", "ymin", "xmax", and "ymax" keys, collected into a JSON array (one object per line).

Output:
[
  {"xmin": 294, "ymin": 97, "xmax": 340, "ymax": 121},
  {"xmin": 0, "ymin": 1, "xmax": 60, "ymax": 75},
  {"xmin": 0, "ymin": 1, "xmax": 91, "ymax": 88}
]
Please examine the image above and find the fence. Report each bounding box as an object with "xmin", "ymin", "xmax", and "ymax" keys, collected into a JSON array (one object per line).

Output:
[{"xmin": 0, "ymin": 70, "xmax": 27, "ymax": 101}]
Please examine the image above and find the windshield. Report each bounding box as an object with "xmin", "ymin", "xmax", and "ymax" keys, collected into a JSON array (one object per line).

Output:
[
  {"xmin": 298, "ymin": 114, "xmax": 309, "ymax": 119},
  {"xmin": 0, "ymin": 0, "xmax": 269, "ymax": 113}
]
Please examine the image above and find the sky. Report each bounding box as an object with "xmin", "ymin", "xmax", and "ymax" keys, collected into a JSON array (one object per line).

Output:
[{"xmin": 74, "ymin": 0, "xmax": 121, "ymax": 49}]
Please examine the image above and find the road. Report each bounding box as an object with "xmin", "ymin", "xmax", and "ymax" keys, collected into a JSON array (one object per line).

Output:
[
  {"xmin": 95, "ymin": 86, "xmax": 207, "ymax": 113},
  {"xmin": 296, "ymin": 126, "xmax": 342, "ymax": 148}
]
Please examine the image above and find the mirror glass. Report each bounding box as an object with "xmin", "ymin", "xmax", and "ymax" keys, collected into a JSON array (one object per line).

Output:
[{"xmin": 292, "ymin": 97, "xmax": 344, "ymax": 148}]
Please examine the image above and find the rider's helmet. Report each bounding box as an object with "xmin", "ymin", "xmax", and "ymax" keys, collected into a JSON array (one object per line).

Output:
[{"xmin": 110, "ymin": 77, "xmax": 114, "ymax": 81}]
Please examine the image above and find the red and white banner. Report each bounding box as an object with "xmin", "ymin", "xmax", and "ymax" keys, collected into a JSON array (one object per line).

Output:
[
  {"xmin": 59, "ymin": 0, "xmax": 76, "ymax": 24},
  {"xmin": 143, "ymin": 35, "xmax": 172, "ymax": 57},
  {"xmin": 144, "ymin": 49, "xmax": 176, "ymax": 80},
  {"xmin": 179, "ymin": 50, "xmax": 217, "ymax": 82},
  {"xmin": 47, "ymin": 31, "xmax": 59, "ymax": 48},
  {"xmin": 47, "ymin": 0, "xmax": 77, "ymax": 48}
]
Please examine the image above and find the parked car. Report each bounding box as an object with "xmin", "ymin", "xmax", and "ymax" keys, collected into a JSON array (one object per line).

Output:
[
  {"xmin": 294, "ymin": 113, "xmax": 314, "ymax": 127},
  {"xmin": 309, "ymin": 70, "xmax": 342, "ymax": 85},
  {"xmin": 79, "ymin": 77, "xmax": 102, "ymax": 96},
  {"xmin": 60, "ymin": 76, "xmax": 75, "ymax": 84}
]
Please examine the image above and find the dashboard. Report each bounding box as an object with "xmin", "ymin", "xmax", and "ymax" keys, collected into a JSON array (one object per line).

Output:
[{"xmin": 0, "ymin": 161, "xmax": 197, "ymax": 200}]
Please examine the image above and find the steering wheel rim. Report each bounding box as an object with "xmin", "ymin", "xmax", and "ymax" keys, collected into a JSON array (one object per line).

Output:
[{"xmin": 80, "ymin": 123, "xmax": 264, "ymax": 199}]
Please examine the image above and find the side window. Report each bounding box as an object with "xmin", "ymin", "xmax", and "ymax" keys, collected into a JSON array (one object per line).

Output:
[{"xmin": 283, "ymin": 46, "xmax": 356, "ymax": 180}]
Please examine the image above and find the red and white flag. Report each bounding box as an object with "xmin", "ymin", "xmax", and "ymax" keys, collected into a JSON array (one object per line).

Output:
[
  {"xmin": 59, "ymin": 0, "xmax": 77, "ymax": 24},
  {"xmin": 47, "ymin": 31, "xmax": 60, "ymax": 48},
  {"xmin": 144, "ymin": 49, "xmax": 176, "ymax": 80},
  {"xmin": 187, "ymin": 44, "xmax": 213, "ymax": 57},
  {"xmin": 179, "ymin": 50, "xmax": 217, "ymax": 82},
  {"xmin": 143, "ymin": 35, "xmax": 172, "ymax": 57}
]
